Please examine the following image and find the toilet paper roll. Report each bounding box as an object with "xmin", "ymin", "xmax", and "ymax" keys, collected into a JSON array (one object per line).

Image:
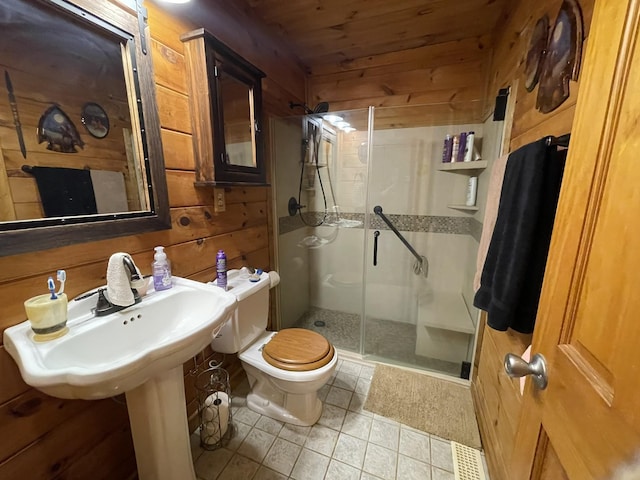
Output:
[
  {"xmin": 268, "ymin": 270, "xmax": 280, "ymax": 288},
  {"xmin": 201, "ymin": 391, "xmax": 230, "ymax": 445}
]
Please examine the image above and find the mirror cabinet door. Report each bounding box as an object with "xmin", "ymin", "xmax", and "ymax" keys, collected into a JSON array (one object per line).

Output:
[
  {"xmin": 0, "ymin": 0, "xmax": 170, "ymax": 257},
  {"xmin": 219, "ymin": 72, "xmax": 256, "ymax": 168},
  {"xmin": 182, "ymin": 29, "xmax": 267, "ymax": 186}
]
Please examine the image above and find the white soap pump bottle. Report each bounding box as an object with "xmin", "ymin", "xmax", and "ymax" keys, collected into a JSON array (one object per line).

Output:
[{"xmin": 152, "ymin": 246, "xmax": 172, "ymax": 291}]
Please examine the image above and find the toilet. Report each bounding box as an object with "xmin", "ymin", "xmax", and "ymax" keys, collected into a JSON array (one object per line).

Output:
[{"xmin": 210, "ymin": 268, "xmax": 338, "ymax": 426}]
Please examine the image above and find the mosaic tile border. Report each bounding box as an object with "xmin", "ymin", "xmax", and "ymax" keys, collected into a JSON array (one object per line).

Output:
[{"xmin": 280, "ymin": 211, "xmax": 483, "ymax": 237}]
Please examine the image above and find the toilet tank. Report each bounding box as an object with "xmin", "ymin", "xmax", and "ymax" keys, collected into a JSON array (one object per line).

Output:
[{"xmin": 209, "ymin": 269, "xmax": 273, "ymax": 354}]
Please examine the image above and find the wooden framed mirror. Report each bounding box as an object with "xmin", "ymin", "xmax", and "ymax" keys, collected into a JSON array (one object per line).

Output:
[
  {"xmin": 0, "ymin": 0, "xmax": 170, "ymax": 257},
  {"xmin": 182, "ymin": 29, "xmax": 267, "ymax": 186}
]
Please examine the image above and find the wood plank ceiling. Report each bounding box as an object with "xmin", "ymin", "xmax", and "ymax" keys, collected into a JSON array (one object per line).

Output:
[{"xmin": 237, "ymin": 0, "xmax": 510, "ymax": 73}]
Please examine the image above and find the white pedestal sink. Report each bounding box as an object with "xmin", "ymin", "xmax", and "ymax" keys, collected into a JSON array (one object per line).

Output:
[{"xmin": 3, "ymin": 277, "xmax": 237, "ymax": 480}]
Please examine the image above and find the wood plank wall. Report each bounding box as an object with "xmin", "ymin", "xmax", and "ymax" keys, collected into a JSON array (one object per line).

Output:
[
  {"xmin": 0, "ymin": 0, "xmax": 306, "ymax": 477},
  {"xmin": 306, "ymin": 35, "xmax": 492, "ymax": 127},
  {"xmin": 472, "ymin": 1, "xmax": 595, "ymax": 479}
]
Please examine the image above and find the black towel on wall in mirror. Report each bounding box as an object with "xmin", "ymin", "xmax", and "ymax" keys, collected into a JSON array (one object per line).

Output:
[{"xmin": 24, "ymin": 166, "xmax": 98, "ymax": 217}]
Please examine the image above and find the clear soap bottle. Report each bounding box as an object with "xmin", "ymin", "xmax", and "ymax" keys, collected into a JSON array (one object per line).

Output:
[{"xmin": 152, "ymin": 246, "xmax": 172, "ymax": 291}]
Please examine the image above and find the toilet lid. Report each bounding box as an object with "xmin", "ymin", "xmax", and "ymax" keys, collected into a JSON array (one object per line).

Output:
[{"xmin": 262, "ymin": 328, "xmax": 334, "ymax": 372}]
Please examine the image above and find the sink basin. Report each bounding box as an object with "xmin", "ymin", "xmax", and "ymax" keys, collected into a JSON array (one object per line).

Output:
[
  {"xmin": 4, "ymin": 276, "xmax": 237, "ymax": 400},
  {"xmin": 4, "ymin": 276, "xmax": 237, "ymax": 480}
]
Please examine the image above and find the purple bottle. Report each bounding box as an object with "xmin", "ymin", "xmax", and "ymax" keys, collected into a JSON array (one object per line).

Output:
[
  {"xmin": 442, "ymin": 135, "xmax": 453, "ymax": 163},
  {"xmin": 457, "ymin": 132, "xmax": 468, "ymax": 162},
  {"xmin": 216, "ymin": 250, "xmax": 227, "ymax": 290}
]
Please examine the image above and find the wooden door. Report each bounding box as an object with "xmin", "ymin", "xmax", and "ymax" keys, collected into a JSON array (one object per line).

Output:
[{"xmin": 509, "ymin": 0, "xmax": 640, "ymax": 478}]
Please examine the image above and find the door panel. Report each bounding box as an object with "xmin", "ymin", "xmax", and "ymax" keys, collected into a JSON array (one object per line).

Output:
[{"xmin": 512, "ymin": 0, "xmax": 640, "ymax": 478}]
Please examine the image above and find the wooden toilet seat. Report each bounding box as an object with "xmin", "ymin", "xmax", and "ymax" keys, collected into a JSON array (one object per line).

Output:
[{"xmin": 262, "ymin": 328, "xmax": 334, "ymax": 371}]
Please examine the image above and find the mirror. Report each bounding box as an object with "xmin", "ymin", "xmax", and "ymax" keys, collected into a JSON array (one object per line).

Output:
[
  {"xmin": 0, "ymin": 0, "xmax": 170, "ymax": 257},
  {"xmin": 220, "ymin": 74, "xmax": 255, "ymax": 168},
  {"xmin": 182, "ymin": 29, "xmax": 267, "ymax": 186}
]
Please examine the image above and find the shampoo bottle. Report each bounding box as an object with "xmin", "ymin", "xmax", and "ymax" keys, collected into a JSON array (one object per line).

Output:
[
  {"xmin": 464, "ymin": 131, "xmax": 475, "ymax": 162},
  {"xmin": 152, "ymin": 246, "xmax": 172, "ymax": 291},
  {"xmin": 466, "ymin": 177, "xmax": 478, "ymax": 206},
  {"xmin": 216, "ymin": 250, "xmax": 227, "ymax": 290}
]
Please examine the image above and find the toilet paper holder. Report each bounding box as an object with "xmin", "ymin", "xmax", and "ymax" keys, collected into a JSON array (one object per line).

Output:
[{"xmin": 195, "ymin": 362, "xmax": 233, "ymax": 450}]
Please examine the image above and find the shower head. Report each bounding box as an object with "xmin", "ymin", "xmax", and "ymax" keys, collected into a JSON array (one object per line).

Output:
[{"xmin": 289, "ymin": 101, "xmax": 330, "ymax": 115}]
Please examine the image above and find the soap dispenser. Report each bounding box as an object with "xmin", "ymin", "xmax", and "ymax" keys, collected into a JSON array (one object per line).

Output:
[{"xmin": 152, "ymin": 246, "xmax": 172, "ymax": 291}]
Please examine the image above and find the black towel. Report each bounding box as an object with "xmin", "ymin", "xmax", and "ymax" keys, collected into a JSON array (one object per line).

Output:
[
  {"xmin": 26, "ymin": 166, "xmax": 98, "ymax": 217},
  {"xmin": 473, "ymin": 138, "xmax": 566, "ymax": 333}
]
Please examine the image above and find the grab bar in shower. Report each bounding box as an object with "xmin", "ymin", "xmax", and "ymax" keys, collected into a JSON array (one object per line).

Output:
[{"xmin": 373, "ymin": 205, "xmax": 428, "ymax": 277}]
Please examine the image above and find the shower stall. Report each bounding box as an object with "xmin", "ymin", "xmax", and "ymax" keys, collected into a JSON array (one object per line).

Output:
[{"xmin": 272, "ymin": 103, "xmax": 504, "ymax": 379}]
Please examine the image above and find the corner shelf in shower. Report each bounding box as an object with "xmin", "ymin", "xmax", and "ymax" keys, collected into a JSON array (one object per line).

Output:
[
  {"xmin": 437, "ymin": 160, "xmax": 487, "ymax": 172},
  {"xmin": 446, "ymin": 204, "xmax": 479, "ymax": 211}
]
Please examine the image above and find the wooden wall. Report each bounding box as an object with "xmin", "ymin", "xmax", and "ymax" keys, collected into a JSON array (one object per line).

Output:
[
  {"xmin": 306, "ymin": 35, "xmax": 492, "ymax": 127},
  {"xmin": 472, "ymin": 1, "xmax": 595, "ymax": 479},
  {"xmin": 0, "ymin": 0, "xmax": 305, "ymax": 477}
]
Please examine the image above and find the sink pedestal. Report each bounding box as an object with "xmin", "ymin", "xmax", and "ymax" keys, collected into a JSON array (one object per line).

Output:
[{"xmin": 126, "ymin": 366, "xmax": 196, "ymax": 480}]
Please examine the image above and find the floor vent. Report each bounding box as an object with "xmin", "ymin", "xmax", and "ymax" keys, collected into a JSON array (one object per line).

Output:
[{"xmin": 451, "ymin": 441, "xmax": 486, "ymax": 480}]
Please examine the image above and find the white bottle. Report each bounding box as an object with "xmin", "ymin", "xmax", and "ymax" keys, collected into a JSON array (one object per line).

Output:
[
  {"xmin": 152, "ymin": 246, "xmax": 172, "ymax": 291},
  {"xmin": 463, "ymin": 132, "xmax": 475, "ymax": 162},
  {"xmin": 466, "ymin": 177, "xmax": 478, "ymax": 206}
]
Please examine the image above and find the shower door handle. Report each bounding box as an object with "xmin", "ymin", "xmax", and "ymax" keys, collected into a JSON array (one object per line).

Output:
[{"xmin": 373, "ymin": 230, "xmax": 380, "ymax": 266}]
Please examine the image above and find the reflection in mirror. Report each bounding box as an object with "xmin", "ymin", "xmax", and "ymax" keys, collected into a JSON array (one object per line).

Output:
[
  {"xmin": 0, "ymin": 0, "xmax": 169, "ymax": 256},
  {"xmin": 0, "ymin": 0, "xmax": 149, "ymax": 222},
  {"xmin": 220, "ymin": 74, "xmax": 255, "ymax": 168}
]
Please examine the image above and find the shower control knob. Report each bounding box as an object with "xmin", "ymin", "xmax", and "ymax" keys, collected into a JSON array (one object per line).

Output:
[{"xmin": 504, "ymin": 353, "xmax": 548, "ymax": 390}]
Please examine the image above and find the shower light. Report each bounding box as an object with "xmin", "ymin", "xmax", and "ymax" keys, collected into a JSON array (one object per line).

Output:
[
  {"xmin": 323, "ymin": 114, "xmax": 343, "ymax": 124},
  {"xmin": 157, "ymin": 0, "xmax": 191, "ymax": 3},
  {"xmin": 335, "ymin": 121, "xmax": 351, "ymax": 129},
  {"xmin": 343, "ymin": 127, "xmax": 356, "ymax": 133}
]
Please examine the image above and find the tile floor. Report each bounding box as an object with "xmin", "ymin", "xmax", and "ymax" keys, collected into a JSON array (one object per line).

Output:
[{"xmin": 191, "ymin": 357, "xmax": 488, "ymax": 480}]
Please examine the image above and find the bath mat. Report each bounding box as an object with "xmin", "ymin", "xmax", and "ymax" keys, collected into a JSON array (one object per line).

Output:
[{"xmin": 364, "ymin": 364, "xmax": 481, "ymax": 449}]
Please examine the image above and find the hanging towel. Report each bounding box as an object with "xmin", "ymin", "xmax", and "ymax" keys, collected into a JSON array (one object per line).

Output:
[
  {"xmin": 473, "ymin": 138, "xmax": 566, "ymax": 333},
  {"xmin": 25, "ymin": 166, "xmax": 97, "ymax": 217},
  {"xmin": 474, "ymin": 153, "xmax": 509, "ymax": 292},
  {"xmin": 89, "ymin": 170, "xmax": 129, "ymax": 214},
  {"xmin": 106, "ymin": 252, "xmax": 141, "ymax": 307}
]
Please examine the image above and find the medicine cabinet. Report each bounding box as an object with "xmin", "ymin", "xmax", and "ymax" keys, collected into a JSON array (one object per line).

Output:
[{"xmin": 181, "ymin": 29, "xmax": 267, "ymax": 186}]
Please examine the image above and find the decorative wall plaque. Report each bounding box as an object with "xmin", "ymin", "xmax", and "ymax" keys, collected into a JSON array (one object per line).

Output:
[
  {"xmin": 524, "ymin": 16, "xmax": 549, "ymax": 92},
  {"xmin": 81, "ymin": 102, "xmax": 110, "ymax": 138},
  {"xmin": 37, "ymin": 105, "xmax": 85, "ymax": 153},
  {"xmin": 536, "ymin": 0, "xmax": 584, "ymax": 113}
]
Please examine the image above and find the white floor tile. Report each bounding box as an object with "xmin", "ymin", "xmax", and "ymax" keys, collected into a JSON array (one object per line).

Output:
[
  {"xmin": 262, "ymin": 437, "xmax": 302, "ymax": 476},
  {"xmin": 348, "ymin": 393, "xmax": 373, "ymax": 416},
  {"xmin": 194, "ymin": 447, "xmax": 234, "ymax": 480},
  {"xmin": 399, "ymin": 428, "xmax": 431, "ymax": 464},
  {"xmin": 333, "ymin": 433, "xmax": 367, "ymax": 469},
  {"xmin": 325, "ymin": 459, "xmax": 361, "ymax": 480},
  {"xmin": 334, "ymin": 371, "xmax": 359, "ymax": 391},
  {"xmin": 227, "ymin": 422, "xmax": 252, "ymax": 451},
  {"xmin": 290, "ymin": 448, "xmax": 330, "ymax": 480},
  {"xmin": 305, "ymin": 424, "xmax": 339, "ymax": 456},
  {"xmin": 278, "ymin": 423, "xmax": 311, "ymax": 446},
  {"xmin": 234, "ymin": 406, "xmax": 261, "ymax": 427},
  {"xmin": 217, "ymin": 453, "xmax": 260, "ymax": 480},
  {"xmin": 255, "ymin": 416, "xmax": 284, "ymax": 436},
  {"xmin": 397, "ymin": 454, "xmax": 432, "ymax": 480},
  {"xmin": 362, "ymin": 443, "xmax": 397, "ymax": 480},
  {"xmin": 369, "ymin": 418, "xmax": 400, "ymax": 451},
  {"xmin": 340, "ymin": 360, "xmax": 363, "ymax": 377},
  {"xmin": 430, "ymin": 437, "xmax": 454, "ymax": 472},
  {"xmin": 355, "ymin": 377, "xmax": 371, "ymax": 395},
  {"xmin": 253, "ymin": 466, "xmax": 287, "ymax": 480},
  {"xmin": 432, "ymin": 466, "xmax": 455, "ymax": 480},
  {"xmin": 237, "ymin": 428, "xmax": 276, "ymax": 463},
  {"xmin": 341, "ymin": 412, "xmax": 373, "ymax": 440},
  {"xmin": 318, "ymin": 404, "xmax": 347, "ymax": 430},
  {"xmin": 326, "ymin": 386, "xmax": 354, "ymax": 409}
]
